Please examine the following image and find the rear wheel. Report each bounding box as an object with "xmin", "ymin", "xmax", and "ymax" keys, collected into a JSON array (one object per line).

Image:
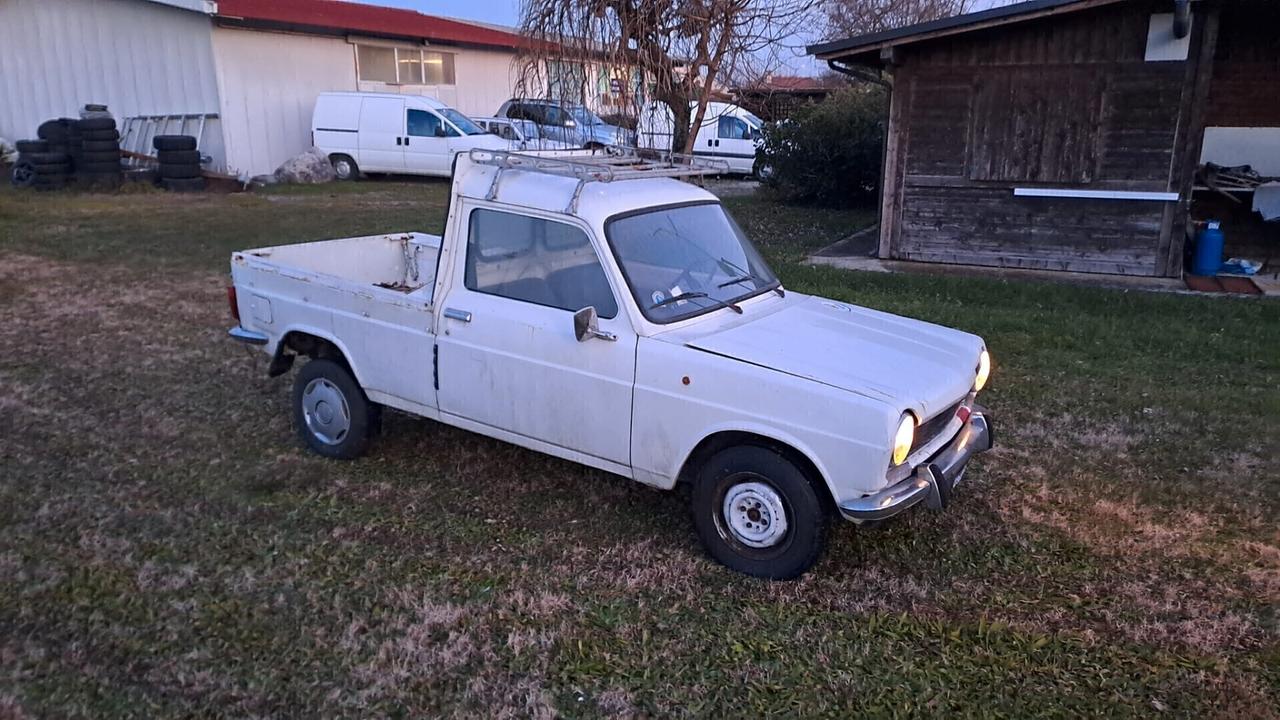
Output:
[
  {"xmin": 691, "ymin": 445, "xmax": 830, "ymax": 580},
  {"xmin": 292, "ymin": 358, "xmax": 373, "ymax": 459},
  {"xmin": 331, "ymin": 154, "xmax": 358, "ymax": 181}
]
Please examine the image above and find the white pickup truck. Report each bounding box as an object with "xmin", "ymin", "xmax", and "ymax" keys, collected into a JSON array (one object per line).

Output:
[{"xmin": 227, "ymin": 149, "xmax": 994, "ymax": 579}]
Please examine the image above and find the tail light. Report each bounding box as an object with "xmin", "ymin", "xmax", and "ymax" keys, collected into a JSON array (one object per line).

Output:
[
  {"xmin": 227, "ymin": 286, "xmax": 240, "ymax": 322},
  {"xmin": 956, "ymin": 405, "xmax": 972, "ymax": 424}
]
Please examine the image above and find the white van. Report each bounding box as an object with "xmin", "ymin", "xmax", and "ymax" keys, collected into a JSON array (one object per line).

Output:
[
  {"xmin": 637, "ymin": 101, "xmax": 765, "ymax": 176},
  {"xmin": 312, "ymin": 92, "xmax": 507, "ymax": 180}
]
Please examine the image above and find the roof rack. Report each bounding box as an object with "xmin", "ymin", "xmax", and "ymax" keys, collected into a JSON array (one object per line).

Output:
[{"xmin": 468, "ymin": 147, "xmax": 730, "ymax": 214}]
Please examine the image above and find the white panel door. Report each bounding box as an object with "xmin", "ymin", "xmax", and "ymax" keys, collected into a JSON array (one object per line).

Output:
[
  {"xmin": 403, "ymin": 108, "xmax": 452, "ymax": 176},
  {"xmin": 358, "ymin": 97, "xmax": 406, "ymax": 172},
  {"xmin": 435, "ymin": 204, "xmax": 636, "ymax": 465}
]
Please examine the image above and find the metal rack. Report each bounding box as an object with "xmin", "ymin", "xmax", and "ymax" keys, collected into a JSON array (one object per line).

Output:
[{"xmin": 468, "ymin": 148, "xmax": 730, "ymax": 213}]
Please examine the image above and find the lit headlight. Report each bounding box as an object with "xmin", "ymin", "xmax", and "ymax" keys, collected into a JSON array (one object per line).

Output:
[
  {"xmin": 975, "ymin": 349, "xmax": 991, "ymax": 392},
  {"xmin": 892, "ymin": 413, "xmax": 916, "ymax": 466}
]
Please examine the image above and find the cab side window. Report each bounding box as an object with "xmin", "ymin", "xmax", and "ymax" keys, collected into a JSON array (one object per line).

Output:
[
  {"xmin": 465, "ymin": 209, "xmax": 618, "ymax": 318},
  {"xmin": 718, "ymin": 116, "xmax": 749, "ymax": 140},
  {"xmin": 408, "ymin": 109, "xmax": 448, "ymax": 137}
]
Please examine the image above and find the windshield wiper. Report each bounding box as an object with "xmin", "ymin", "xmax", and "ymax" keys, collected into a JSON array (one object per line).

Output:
[
  {"xmin": 650, "ymin": 291, "xmax": 742, "ymax": 314},
  {"xmin": 717, "ymin": 274, "xmax": 785, "ymax": 298}
]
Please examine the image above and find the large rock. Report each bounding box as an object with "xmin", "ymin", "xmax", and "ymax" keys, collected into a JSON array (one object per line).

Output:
[
  {"xmin": 0, "ymin": 137, "xmax": 16, "ymax": 165},
  {"xmin": 273, "ymin": 147, "xmax": 336, "ymax": 184}
]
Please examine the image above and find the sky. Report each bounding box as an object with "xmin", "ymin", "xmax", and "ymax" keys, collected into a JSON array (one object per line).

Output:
[{"xmin": 345, "ymin": 0, "xmax": 1012, "ymax": 77}]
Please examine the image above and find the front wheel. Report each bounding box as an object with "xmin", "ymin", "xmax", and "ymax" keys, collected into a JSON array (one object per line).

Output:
[
  {"xmin": 292, "ymin": 359, "xmax": 374, "ymax": 459},
  {"xmin": 691, "ymin": 445, "xmax": 830, "ymax": 580}
]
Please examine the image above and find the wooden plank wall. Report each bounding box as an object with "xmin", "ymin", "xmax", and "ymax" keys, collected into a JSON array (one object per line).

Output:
[{"xmin": 886, "ymin": 0, "xmax": 1200, "ymax": 276}]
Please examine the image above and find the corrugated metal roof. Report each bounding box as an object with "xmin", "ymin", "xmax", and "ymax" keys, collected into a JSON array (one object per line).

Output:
[
  {"xmin": 808, "ymin": 0, "xmax": 1121, "ymax": 58},
  {"xmin": 213, "ymin": 0, "xmax": 527, "ymax": 50}
]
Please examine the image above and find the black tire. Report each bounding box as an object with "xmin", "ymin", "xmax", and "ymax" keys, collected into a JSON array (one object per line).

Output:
[
  {"xmin": 15, "ymin": 139, "xmax": 48, "ymax": 154},
  {"xmin": 157, "ymin": 149, "xmax": 200, "ymax": 164},
  {"xmin": 159, "ymin": 177, "xmax": 205, "ymax": 192},
  {"xmin": 691, "ymin": 445, "xmax": 830, "ymax": 580},
  {"xmin": 75, "ymin": 117, "xmax": 116, "ymax": 131},
  {"xmin": 159, "ymin": 163, "xmax": 201, "ymax": 179},
  {"xmin": 153, "ymin": 135, "xmax": 197, "ymax": 152},
  {"xmin": 10, "ymin": 162, "xmax": 37, "ymax": 188},
  {"xmin": 25, "ymin": 152, "xmax": 69, "ymax": 165},
  {"xmin": 81, "ymin": 140, "xmax": 120, "ymax": 153},
  {"xmin": 37, "ymin": 120, "xmax": 70, "ymax": 140},
  {"xmin": 330, "ymin": 154, "xmax": 359, "ymax": 181},
  {"xmin": 33, "ymin": 163, "xmax": 71, "ymax": 175},
  {"xmin": 80, "ymin": 129, "xmax": 120, "ymax": 142},
  {"xmin": 81, "ymin": 150, "xmax": 121, "ymax": 163},
  {"xmin": 292, "ymin": 359, "xmax": 373, "ymax": 459},
  {"xmin": 79, "ymin": 161, "xmax": 122, "ymax": 174}
]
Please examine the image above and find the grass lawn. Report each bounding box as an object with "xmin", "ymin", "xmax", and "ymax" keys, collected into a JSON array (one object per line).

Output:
[{"xmin": 1, "ymin": 179, "xmax": 1276, "ymax": 718}]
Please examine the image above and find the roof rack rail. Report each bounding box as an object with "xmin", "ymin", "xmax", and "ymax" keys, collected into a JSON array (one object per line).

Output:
[{"xmin": 468, "ymin": 147, "xmax": 730, "ymax": 214}]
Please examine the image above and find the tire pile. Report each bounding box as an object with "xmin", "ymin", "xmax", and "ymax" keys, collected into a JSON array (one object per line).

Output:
[
  {"xmin": 153, "ymin": 135, "xmax": 205, "ymax": 192},
  {"xmin": 76, "ymin": 116, "xmax": 123, "ymax": 190},
  {"xmin": 13, "ymin": 138, "xmax": 69, "ymax": 192}
]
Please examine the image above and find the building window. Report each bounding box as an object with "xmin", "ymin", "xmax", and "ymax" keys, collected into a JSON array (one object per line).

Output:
[
  {"xmin": 424, "ymin": 52, "xmax": 454, "ymax": 85},
  {"xmin": 356, "ymin": 44, "xmax": 455, "ymax": 85},
  {"xmin": 357, "ymin": 45, "xmax": 396, "ymax": 84}
]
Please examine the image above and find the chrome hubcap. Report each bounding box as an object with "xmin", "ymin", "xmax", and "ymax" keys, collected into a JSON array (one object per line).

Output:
[
  {"xmin": 302, "ymin": 378, "xmax": 350, "ymax": 445},
  {"xmin": 722, "ymin": 481, "xmax": 788, "ymax": 548},
  {"xmin": 334, "ymin": 159, "xmax": 352, "ymax": 178}
]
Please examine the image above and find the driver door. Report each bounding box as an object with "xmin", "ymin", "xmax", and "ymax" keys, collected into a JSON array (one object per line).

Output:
[
  {"xmin": 435, "ymin": 204, "xmax": 637, "ymax": 468},
  {"xmin": 404, "ymin": 109, "xmax": 451, "ymax": 175}
]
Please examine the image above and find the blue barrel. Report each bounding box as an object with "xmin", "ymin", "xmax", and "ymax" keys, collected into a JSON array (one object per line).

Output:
[{"xmin": 1191, "ymin": 221, "xmax": 1225, "ymax": 277}]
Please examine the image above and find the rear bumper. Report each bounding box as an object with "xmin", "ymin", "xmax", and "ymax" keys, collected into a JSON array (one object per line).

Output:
[
  {"xmin": 839, "ymin": 410, "xmax": 994, "ymax": 522},
  {"xmin": 228, "ymin": 326, "xmax": 269, "ymax": 346}
]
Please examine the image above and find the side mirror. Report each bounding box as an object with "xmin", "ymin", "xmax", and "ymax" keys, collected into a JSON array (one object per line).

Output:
[{"xmin": 573, "ymin": 306, "xmax": 616, "ymax": 342}]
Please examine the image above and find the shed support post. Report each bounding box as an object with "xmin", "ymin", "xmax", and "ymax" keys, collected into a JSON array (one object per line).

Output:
[{"xmin": 1163, "ymin": 3, "xmax": 1220, "ymax": 277}]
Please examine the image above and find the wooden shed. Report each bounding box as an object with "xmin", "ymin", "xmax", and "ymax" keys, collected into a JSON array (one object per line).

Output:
[{"xmin": 809, "ymin": 0, "xmax": 1280, "ymax": 277}]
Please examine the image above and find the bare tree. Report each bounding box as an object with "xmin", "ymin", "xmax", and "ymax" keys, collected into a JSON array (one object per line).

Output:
[
  {"xmin": 824, "ymin": 0, "xmax": 976, "ymax": 38},
  {"xmin": 515, "ymin": 0, "xmax": 818, "ymax": 154}
]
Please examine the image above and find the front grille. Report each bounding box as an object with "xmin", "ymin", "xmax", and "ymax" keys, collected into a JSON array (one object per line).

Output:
[{"xmin": 911, "ymin": 399, "xmax": 963, "ymax": 454}]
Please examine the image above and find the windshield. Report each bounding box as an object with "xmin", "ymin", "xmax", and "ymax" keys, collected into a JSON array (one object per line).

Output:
[
  {"xmin": 442, "ymin": 109, "xmax": 487, "ymax": 136},
  {"xmin": 606, "ymin": 202, "xmax": 779, "ymax": 324},
  {"xmin": 567, "ymin": 105, "xmax": 604, "ymax": 126}
]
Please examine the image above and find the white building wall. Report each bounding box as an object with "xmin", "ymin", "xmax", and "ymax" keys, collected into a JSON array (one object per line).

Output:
[
  {"xmin": 0, "ymin": 0, "xmax": 221, "ymax": 152},
  {"xmin": 211, "ymin": 27, "xmax": 360, "ymax": 178}
]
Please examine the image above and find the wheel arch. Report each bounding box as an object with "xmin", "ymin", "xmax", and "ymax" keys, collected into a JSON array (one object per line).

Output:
[
  {"xmin": 675, "ymin": 428, "xmax": 837, "ymax": 512},
  {"xmin": 273, "ymin": 326, "xmax": 365, "ymax": 386}
]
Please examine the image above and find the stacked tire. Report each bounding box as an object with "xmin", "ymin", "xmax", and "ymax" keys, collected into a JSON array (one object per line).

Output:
[
  {"xmin": 12, "ymin": 138, "xmax": 71, "ymax": 191},
  {"xmin": 153, "ymin": 135, "xmax": 204, "ymax": 192},
  {"xmin": 76, "ymin": 116, "xmax": 123, "ymax": 190}
]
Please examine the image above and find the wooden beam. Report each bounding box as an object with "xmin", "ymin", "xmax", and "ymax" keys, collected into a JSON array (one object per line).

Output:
[
  {"xmin": 878, "ymin": 66, "xmax": 909, "ymax": 260},
  {"xmin": 1162, "ymin": 3, "xmax": 1220, "ymax": 278}
]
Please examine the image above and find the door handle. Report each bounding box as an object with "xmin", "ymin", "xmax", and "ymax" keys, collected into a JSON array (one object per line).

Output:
[
  {"xmin": 404, "ymin": 137, "xmax": 410, "ymax": 146},
  {"xmin": 443, "ymin": 307, "xmax": 472, "ymax": 323},
  {"xmin": 396, "ymin": 137, "xmax": 402, "ymax": 146}
]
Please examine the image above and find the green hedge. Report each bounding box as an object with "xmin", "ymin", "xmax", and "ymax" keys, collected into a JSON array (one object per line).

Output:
[{"xmin": 758, "ymin": 86, "xmax": 887, "ymax": 206}]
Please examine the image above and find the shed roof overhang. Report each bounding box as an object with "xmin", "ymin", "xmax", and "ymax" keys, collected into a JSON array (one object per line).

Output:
[{"xmin": 808, "ymin": 0, "xmax": 1136, "ymax": 65}]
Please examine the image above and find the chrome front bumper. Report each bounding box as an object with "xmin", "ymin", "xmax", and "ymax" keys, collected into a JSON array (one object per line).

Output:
[{"xmin": 840, "ymin": 410, "xmax": 994, "ymax": 522}]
